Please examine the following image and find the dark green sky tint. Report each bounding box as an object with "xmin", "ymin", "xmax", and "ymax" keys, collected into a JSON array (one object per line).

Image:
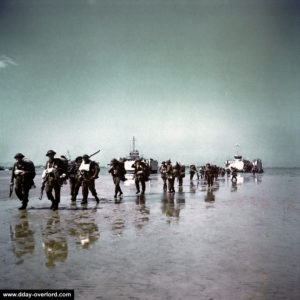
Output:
[{"xmin": 0, "ymin": 0, "xmax": 299, "ymax": 166}]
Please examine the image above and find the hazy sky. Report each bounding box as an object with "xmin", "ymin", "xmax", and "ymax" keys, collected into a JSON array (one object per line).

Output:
[{"xmin": 0, "ymin": 0, "xmax": 299, "ymax": 167}]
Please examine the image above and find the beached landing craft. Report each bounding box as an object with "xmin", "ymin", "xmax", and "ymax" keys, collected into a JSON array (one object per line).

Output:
[
  {"xmin": 122, "ymin": 137, "xmax": 158, "ymax": 174},
  {"xmin": 225, "ymin": 145, "xmax": 263, "ymax": 173}
]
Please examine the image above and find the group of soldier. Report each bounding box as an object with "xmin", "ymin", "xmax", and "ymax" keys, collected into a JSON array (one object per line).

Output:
[
  {"xmin": 10, "ymin": 151, "xmax": 235, "ymax": 211},
  {"xmin": 10, "ymin": 150, "xmax": 100, "ymax": 211},
  {"xmin": 158, "ymin": 161, "xmax": 232, "ymax": 193}
]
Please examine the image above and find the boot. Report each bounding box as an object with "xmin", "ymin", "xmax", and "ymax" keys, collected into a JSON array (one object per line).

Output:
[
  {"xmin": 52, "ymin": 201, "xmax": 59, "ymax": 211},
  {"xmin": 95, "ymin": 196, "xmax": 100, "ymax": 203},
  {"xmin": 18, "ymin": 202, "xmax": 27, "ymax": 210},
  {"xmin": 81, "ymin": 199, "xmax": 87, "ymax": 204}
]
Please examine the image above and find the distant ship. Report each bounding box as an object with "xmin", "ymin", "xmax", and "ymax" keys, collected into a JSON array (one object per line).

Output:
[
  {"xmin": 224, "ymin": 145, "xmax": 263, "ymax": 173},
  {"xmin": 122, "ymin": 137, "xmax": 158, "ymax": 174}
]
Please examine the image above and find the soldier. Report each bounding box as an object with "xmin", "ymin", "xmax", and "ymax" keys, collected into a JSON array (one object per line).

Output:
[
  {"xmin": 10, "ymin": 153, "xmax": 36, "ymax": 210},
  {"xmin": 43, "ymin": 150, "xmax": 66, "ymax": 211},
  {"xmin": 204, "ymin": 163, "xmax": 214, "ymax": 186},
  {"xmin": 79, "ymin": 154, "xmax": 100, "ymax": 204},
  {"xmin": 231, "ymin": 168, "xmax": 238, "ymax": 182},
  {"xmin": 177, "ymin": 162, "xmax": 185, "ymax": 187},
  {"xmin": 189, "ymin": 164, "xmax": 198, "ymax": 181},
  {"xmin": 159, "ymin": 161, "xmax": 168, "ymax": 191},
  {"xmin": 109, "ymin": 158, "xmax": 124, "ymax": 198},
  {"xmin": 166, "ymin": 160, "xmax": 175, "ymax": 193},
  {"xmin": 68, "ymin": 156, "xmax": 82, "ymax": 201},
  {"xmin": 132, "ymin": 159, "xmax": 147, "ymax": 194}
]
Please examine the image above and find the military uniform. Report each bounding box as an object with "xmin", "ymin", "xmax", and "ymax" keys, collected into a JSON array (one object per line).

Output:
[
  {"xmin": 166, "ymin": 161, "xmax": 175, "ymax": 193},
  {"xmin": 204, "ymin": 164, "xmax": 214, "ymax": 186},
  {"xmin": 79, "ymin": 155, "xmax": 100, "ymax": 204},
  {"xmin": 109, "ymin": 159, "xmax": 124, "ymax": 198},
  {"xmin": 43, "ymin": 150, "xmax": 65, "ymax": 210},
  {"xmin": 10, "ymin": 153, "xmax": 35, "ymax": 209},
  {"xmin": 189, "ymin": 165, "xmax": 198, "ymax": 181},
  {"xmin": 68, "ymin": 156, "xmax": 82, "ymax": 201},
  {"xmin": 132, "ymin": 160, "xmax": 147, "ymax": 194},
  {"xmin": 159, "ymin": 162, "xmax": 168, "ymax": 191},
  {"xmin": 177, "ymin": 163, "xmax": 185, "ymax": 186}
]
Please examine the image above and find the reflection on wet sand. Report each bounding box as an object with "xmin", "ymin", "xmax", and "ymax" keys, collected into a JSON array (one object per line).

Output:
[
  {"xmin": 67, "ymin": 211, "xmax": 100, "ymax": 249},
  {"xmin": 135, "ymin": 195, "xmax": 150, "ymax": 229},
  {"xmin": 204, "ymin": 189, "xmax": 215, "ymax": 203},
  {"xmin": 231, "ymin": 182, "xmax": 238, "ymax": 192},
  {"xmin": 161, "ymin": 193, "xmax": 181, "ymax": 218},
  {"xmin": 10, "ymin": 211, "xmax": 35, "ymax": 265},
  {"xmin": 41, "ymin": 213, "xmax": 68, "ymax": 268}
]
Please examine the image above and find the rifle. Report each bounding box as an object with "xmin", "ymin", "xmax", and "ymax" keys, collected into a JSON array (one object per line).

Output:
[
  {"xmin": 88, "ymin": 149, "xmax": 101, "ymax": 159},
  {"xmin": 9, "ymin": 183, "xmax": 14, "ymax": 197}
]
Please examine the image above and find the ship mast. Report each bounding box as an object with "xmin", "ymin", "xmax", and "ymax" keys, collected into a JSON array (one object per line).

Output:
[{"xmin": 132, "ymin": 136, "xmax": 136, "ymax": 151}]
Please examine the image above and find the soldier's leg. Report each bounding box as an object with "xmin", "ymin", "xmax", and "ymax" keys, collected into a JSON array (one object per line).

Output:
[
  {"xmin": 163, "ymin": 178, "xmax": 167, "ymax": 191},
  {"xmin": 14, "ymin": 178, "xmax": 23, "ymax": 202},
  {"xmin": 81, "ymin": 181, "xmax": 89, "ymax": 203},
  {"xmin": 141, "ymin": 180, "xmax": 145, "ymax": 194},
  {"xmin": 178, "ymin": 176, "xmax": 183, "ymax": 186},
  {"xmin": 21, "ymin": 184, "xmax": 30, "ymax": 208},
  {"xmin": 171, "ymin": 178, "xmax": 175, "ymax": 192},
  {"xmin": 69, "ymin": 178, "xmax": 75, "ymax": 198},
  {"xmin": 53, "ymin": 183, "xmax": 61, "ymax": 210},
  {"xmin": 135, "ymin": 178, "xmax": 140, "ymax": 193},
  {"xmin": 167, "ymin": 179, "xmax": 172, "ymax": 192},
  {"xmin": 89, "ymin": 180, "xmax": 99, "ymax": 203},
  {"xmin": 73, "ymin": 179, "xmax": 81, "ymax": 201},
  {"xmin": 115, "ymin": 177, "xmax": 122, "ymax": 196},
  {"xmin": 46, "ymin": 181, "xmax": 55, "ymax": 209}
]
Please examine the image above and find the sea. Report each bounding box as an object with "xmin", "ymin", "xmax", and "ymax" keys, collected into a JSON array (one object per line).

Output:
[{"xmin": 0, "ymin": 168, "xmax": 299, "ymax": 300}]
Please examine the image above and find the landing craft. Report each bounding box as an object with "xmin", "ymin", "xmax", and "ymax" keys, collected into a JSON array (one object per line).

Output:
[
  {"xmin": 224, "ymin": 145, "xmax": 263, "ymax": 173},
  {"xmin": 121, "ymin": 137, "xmax": 158, "ymax": 174}
]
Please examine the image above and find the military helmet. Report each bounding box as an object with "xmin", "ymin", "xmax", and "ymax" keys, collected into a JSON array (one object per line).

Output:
[
  {"xmin": 166, "ymin": 159, "xmax": 171, "ymax": 164},
  {"xmin": 75, "ymin": 156, "xmax": 82, "ymax": 162},
  {"xmin": 14, "ymin": 153, "xmax": 24, "ymax": 159},
  {"xmin": 161, "ymin": 161, "xmax": 165, "ymax": 164},
  {"xmin": 111, "ymin": 158, "xmax": 118, "ymax": 163},
  {"xmin": 46, "ymin": 150, "xmax": 56, "ymax": 156},
  {"xmin": 82, "ymin": 154, "xmax": 89, "ymax": 159}
]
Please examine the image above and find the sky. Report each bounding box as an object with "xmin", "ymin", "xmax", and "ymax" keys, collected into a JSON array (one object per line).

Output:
[{"xmin": 0, "ymin": 0, "xmax": 299, "ymax": 167}]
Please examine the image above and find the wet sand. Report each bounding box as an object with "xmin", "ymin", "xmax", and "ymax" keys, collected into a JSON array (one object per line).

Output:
[{"xmin": 0, "ymin": 169, "xmax": 300, "ymax": 299}]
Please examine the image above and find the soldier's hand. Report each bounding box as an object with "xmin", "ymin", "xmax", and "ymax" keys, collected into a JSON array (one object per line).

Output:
[{"xmin": 10, "ymin": 181, "xmax": 14, "ymax": 186}]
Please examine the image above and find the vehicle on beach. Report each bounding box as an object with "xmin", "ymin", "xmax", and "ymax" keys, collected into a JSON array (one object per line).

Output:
[
  {"xmin": 122, "ymin": 137, "xmax": 158, "ymax": 174},
  {"xmin": 225, "ymin": 145, "xmax": 263, "ymax": 173}
]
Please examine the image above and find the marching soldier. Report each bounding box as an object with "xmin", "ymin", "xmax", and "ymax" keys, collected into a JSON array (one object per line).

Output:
[
  {"xmin": 79, "ymin": 154, "xmax": 100, "ymax": 204},
  {"xmin": 231, "ymin": 168, "xmax": 238, "ymax": 182},
  {"xmin": 166, "ymin": 160, "xmax": 175, "ymax": 193},
  {"xmin": 10, "ymin": 153, "xmax": 36, "ymax": 210},
  {"xmin": 43, "ymin": 150, "xmax": 66, "ymax": 211},
  {"xmin": 189, "ymin": 164, "xmax": 199, "ymax": 181},
  {"xmin": 68, "ymin": 156, "xmax": 82, "ymax": 201},
  {"xmin": 132, "ymin": 159, "xmax": 147, "ymax": 194},
  {"xmin": 109, "ymin": 158, "xmax": 125, "ymax": 198},
  {"xmin": 159, "ymin": 161, "xmax": 168, "ymax": 192},
  {"xmin": 205, "ymin": 163, "xmax": 214, "ymax": 186},
  {"xmin": 177, "ymin": 163, "xmax": 185, "ymax": 187}
]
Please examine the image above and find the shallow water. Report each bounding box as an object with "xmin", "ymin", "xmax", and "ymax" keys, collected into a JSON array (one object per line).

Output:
[{"xmin": 0, "ymin": 169, "xmax": 300, "ymax": 299}]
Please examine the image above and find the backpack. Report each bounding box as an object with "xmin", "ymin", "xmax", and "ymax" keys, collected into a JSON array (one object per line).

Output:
[{"xmin": 23, "ymin": 158, "xmax": 36, "ymax": 179}]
